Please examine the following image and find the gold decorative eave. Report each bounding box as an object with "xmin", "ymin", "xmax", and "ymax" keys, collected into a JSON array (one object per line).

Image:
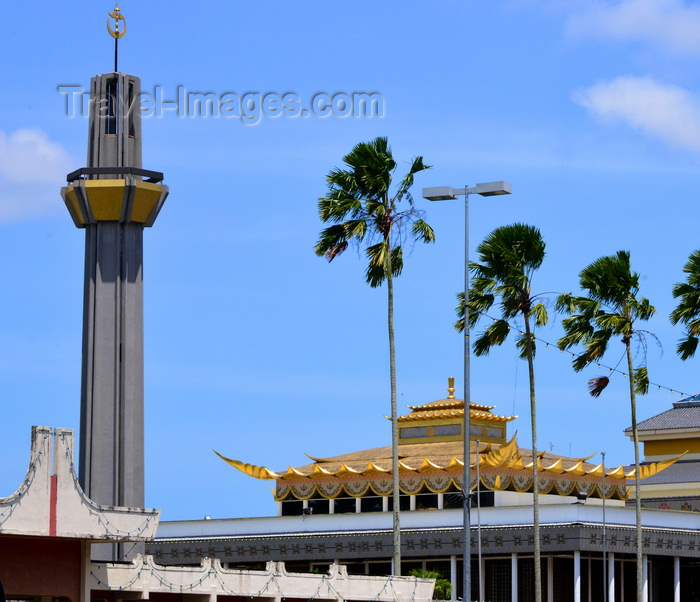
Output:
[
  {"xmin": 310, "ymin": 464, "xmax": 335, "ymax": 478},
  {"xmin": 541, "ymin": 458, "xmax": 564, "ymax": 474},
  {"xmin": 398, "ymin": 409, "xmax": 463, "ymax": 422},
  {"xmin": 445, "ymin": 457, "xmax": 463, "ymax": 471},
  {"xmin": 213, "ymin": 451, "xmax": 281, "ymax": 480},
  {"xmin": 216, "ymin": 443, "xmax": 685, "ymax": 483},
  {"xmin": 364, "ymin": 462, "xmax": 390, "ymax": 475},
  {"xmin": 395, "ymin": 407, "xmax": 516, "ymax": 424},
  {"xmin": 418, "ymin": 459, "xmax": 443, "ymax": 472},
  {"xmin": 407, "ymin": 399, "xmax": 465, "ymax": 411},
  {"xmin": 472, "ymin": 409, "xmax": 517, "ymax": 422},
  {"xmin": 335, "ymin": 463, "xmax": 364, "ymax": 478},
  {"xmin": 628, "ymin": 453, "xmax": 686, "ymax": 479}
]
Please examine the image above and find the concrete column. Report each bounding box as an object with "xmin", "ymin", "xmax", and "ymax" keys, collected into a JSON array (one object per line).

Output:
[
  {"xmin": 620, "ymin": 557, "xmax": 624, "ymax": 600},
  {"xmin": 356, "ymin": 498, "xmax": 361, "ymax": 513},
  {"xmin": 479, "ymin": 557, "xmax": 485, "ymax": 602},
  {"xmin": 643, "ymin": 555, "xmax": 649, "ymax": 602},
  {"xmin": 587, "ymin": 556, "xmax": 592, "ymax": 602},
  {"xmin": 574, "ymin": 550, "xmax": 581, "ymax": 602},
  {"xmin": 277, "ymin": 501, "xmax": 283, "ymax": 516},
  {"xmin": 608, "ymin": 552, "xmax": 615, "ymax": 602},
  {"xmin": 382, "ymin": 496, "xmax": 389, "ymax": 512},
  {"xmin": 80, "ymin": 541, "xmax": 91, "ymax": 602},
  {"xmin": 450, "ymin": 554, "xmax": 457, "ymax": 601},
  {"xmin": 674, "ymin": 556, "xmax": 681, "ymax": 602},
  {"xmin": 438, "ymin": 493, "xmax": 444, "ymax": 509},
  {"xmin": 511, "ymin": 553, "xmax": 518, "ymax": 602},
  {"xmin": 410, "ymin": 495, "xmax": 416, "ymax": 511}
]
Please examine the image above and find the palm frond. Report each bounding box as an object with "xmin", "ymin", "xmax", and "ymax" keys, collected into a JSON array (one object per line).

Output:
[
  {"xmin": 558, "ymin": 314, "xmax": 595, "ymax": 349},
  {"xmin": 531, "ymin": 303, "xmax": 548, "ymax": 328},
  {"xmin": 516, "ymin": 331, "xmax": 536, "ymax": 360},
  {"xmin": 316, "ymin": 137, "xmax": 434, "ymax": 287},
  {"xmin": 314, "ymin": 224, "xmax": 348, "ymax": 257},
  {"xmin": 677, "ymin": 334, "xmax": 699, "ymax": 361},
  {"xmin": 634, "ymin": 297, "xmax": 656, "ymax": 321},
  {"xmin": 579, "ymin": 250, "xmax": 640, "ymax": 307},
  {"xmin": 555, "ymin": 292, "xmax": 575, "ymax": 313},
  {"xmin": 454, "ymin": 290, "xmax": 495, "ymax": 332},
  {"xmin": 596, "ymin": 313, "xmax": 631, "ymax": 336},
  {"xmin": 559, "ymin": 251, "xmax": 656, "ymax": 377},
  {"xmin": 671, "ymin": 250, "xmax": 700, "ymax": 360},
  {"xmin": 634, "ymin": 366, "xmax": 649, "ymax": 395},
  {"xmin": 411, "ymin": 218, "xmax": 435, "ymax": 244},
  {"xmin": 342, "ymin": 219, "xmax": 368, "ymax": 240},
  {"xmin": 473, "ymin": 319, "xmax": 511, "ymax": 356},
  {"xmin": 365, "ymin": 241, "xmax": 388, "ymax": 287},
  {"xmin": 469, "ymin": 290, "xmax": 495, "ymax": 325},
  {"xmin": 454, "ymin": 292, "xmax": 466, "ymax": 333},
  {"xmin": 587, "ymin": 376, "xmax": 610, "ymax": 397},
  {"xmin": 324, "ymin": 241, "xmax": 348, "ymax": 262},
  {"xmin": 390, "ymin": 245, "xmax": 403, "ymax": 278},
  {"xmin": 396, "ymin": 156, "xmax": 431, "ymax": 202}
]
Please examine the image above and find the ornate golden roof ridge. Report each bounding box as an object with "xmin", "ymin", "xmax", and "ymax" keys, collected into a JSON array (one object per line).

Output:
[
  {"xmin": 397, "ymin": 406, "xmax": 516, "ymax": 423},
  {"xmin": 400, "ymin": 379, "xmax": 514, "ymax": 423},
  {"xmin": 214, "ymin": 435, "xmax": 684, "ymax": 483}
]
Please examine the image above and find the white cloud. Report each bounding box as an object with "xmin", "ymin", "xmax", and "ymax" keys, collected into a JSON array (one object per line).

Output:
[
  {"xmin": 566, "ymin": 0, "xmax": 700, "ymax": 55},
  {"xmin": 0, "ymin": 129, "xmax": 74, "ymax": 223},
  {"xmin": 573, "ymin": 75, "xmax": 700, "ymax": 152}
]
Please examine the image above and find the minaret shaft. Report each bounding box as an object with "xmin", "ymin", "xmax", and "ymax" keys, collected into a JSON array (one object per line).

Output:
[
  {"xmin": 79, "ymin": 221, "xmax": 144, "ymax": 509},
  {"xmin": 77, "ymin": 73, "xmax": 146, "ymax": 515},
  {"xmin": 62, "ymin": 72, "xmax": 168, "ymax": 558},
  {"xmin": 61, "ymin": 4, "xmax": 168, "ymax": 562}
]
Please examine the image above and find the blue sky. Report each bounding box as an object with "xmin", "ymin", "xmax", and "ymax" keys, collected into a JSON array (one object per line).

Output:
[{"xmin": 2, "ymin": 0, "xmax": 700, "ymax": 520}]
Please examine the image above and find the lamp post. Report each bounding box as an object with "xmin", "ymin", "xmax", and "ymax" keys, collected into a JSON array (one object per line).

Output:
[{"xmin": 422, "ymin": 182, "xmax": 511, "ymax": 601}]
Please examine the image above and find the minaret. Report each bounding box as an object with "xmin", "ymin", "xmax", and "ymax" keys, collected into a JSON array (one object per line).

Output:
[{"xmin": 60, "ymin": 7, "xmax": 168, "ymax": 560}]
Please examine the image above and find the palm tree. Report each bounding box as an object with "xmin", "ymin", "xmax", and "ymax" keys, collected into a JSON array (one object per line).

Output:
[
  {"xmin": 670, "ymin": 250, "xmax": 700, "ymax": 359},
  {"xmin": 314, "ymin": 137, "xmax": 434, "ymax": 575},
  {"xmin": 557, "ymin": 250, "xmax": 655, "ymax": 602},
  {"xmin": 460, "ymin": 223, "xmax": 547, "ymax": 602}
]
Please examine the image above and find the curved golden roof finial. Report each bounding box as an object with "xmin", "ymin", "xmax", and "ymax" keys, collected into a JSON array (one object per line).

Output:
[
  {"xmin": 107, "ymin": 4, "xmax": 127, "ymax": 39},
  {"xmin": 447, "ymin": 376, "xmax": 455, "ymax": 399}
]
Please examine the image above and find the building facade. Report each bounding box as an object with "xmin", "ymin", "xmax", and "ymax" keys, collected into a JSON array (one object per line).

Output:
[{"xmin": 151, "ymin": 382, "xmax": 700, "ymax": 601}]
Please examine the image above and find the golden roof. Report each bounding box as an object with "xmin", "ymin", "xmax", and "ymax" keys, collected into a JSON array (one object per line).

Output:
[
  {"xmin": 397, "ymin": 378, "xmax": 514, "ymax": 424},
  {"xmin": 215, "ymin": 378, "xmax": 683, "ymax": 502},
  {"xmin": 215, "ymin": 434, "xmax": 682, "ymax": 483}
]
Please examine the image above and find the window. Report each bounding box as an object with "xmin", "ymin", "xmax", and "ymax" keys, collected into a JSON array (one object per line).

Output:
[{"xmin": 360, "ymin": 495, "xmax": 383, "ymax": 513}]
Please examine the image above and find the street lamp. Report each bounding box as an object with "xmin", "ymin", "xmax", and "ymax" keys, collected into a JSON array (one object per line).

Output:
[{"xmin": 423, "ymin": 181, "xmax": 511, "ymax": 601}]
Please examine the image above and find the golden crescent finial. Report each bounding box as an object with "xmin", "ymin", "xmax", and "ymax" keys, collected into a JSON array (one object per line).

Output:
[{"xmin": 107, "ymin": 5, "xmax": 127, "ymax": 39}]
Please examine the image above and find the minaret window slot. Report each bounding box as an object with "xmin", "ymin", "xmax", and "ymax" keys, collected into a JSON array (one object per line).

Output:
[
  {"xmin": 128, "ymin": 81, "xmax": 136, "ymax": 138},
  {"xmin": 106, "ymin": 78, "xmax": 118, "ymax": 136}
]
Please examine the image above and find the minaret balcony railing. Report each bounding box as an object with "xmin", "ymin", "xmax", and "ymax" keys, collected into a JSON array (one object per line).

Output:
[{"xmin": 61, "ymin": 168, "xmax": 168, "ymax": 228}]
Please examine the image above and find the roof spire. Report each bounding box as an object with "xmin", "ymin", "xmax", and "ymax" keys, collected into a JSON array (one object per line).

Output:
[
  {"xmin": 107, "ymin": 3, "xmax": 126, "ymax": 72},
  {"xmin": 447, "ymin": 377, "xmax": 455, "ymax": 399}
]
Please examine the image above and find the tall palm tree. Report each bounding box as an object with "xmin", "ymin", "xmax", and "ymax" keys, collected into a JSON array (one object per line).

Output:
[
  {"xmin": 557, "ymin": 250, "xmax": 655, "ymax": 602},
  {"xmin": 314, "ymin": 137, "xmax": 434, "ymax": 575},
  {"xmin": 670, "ymin": 250, "xmax": 700, "ymax": 359},
  {"xmin": 460, "ymin": 223, "xmax": 547, "ymax": 602}
]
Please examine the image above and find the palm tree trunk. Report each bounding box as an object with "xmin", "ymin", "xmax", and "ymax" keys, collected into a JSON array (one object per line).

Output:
[
  {"xmin": 524, "ymin": 315, "xmax": 542, "ymax": 602},
  {"xmin": 625, "ymin": 340, "xmax": 643, "ymax": 602},
  {"xmin": 386, "ymin": 241, "xmax": 401, "ymax": 575}
]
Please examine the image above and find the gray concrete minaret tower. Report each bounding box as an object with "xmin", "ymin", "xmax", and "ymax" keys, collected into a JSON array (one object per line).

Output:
[{"xmin": 60, "ymin": 7, "xmax": 168, "ymax": 560}]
